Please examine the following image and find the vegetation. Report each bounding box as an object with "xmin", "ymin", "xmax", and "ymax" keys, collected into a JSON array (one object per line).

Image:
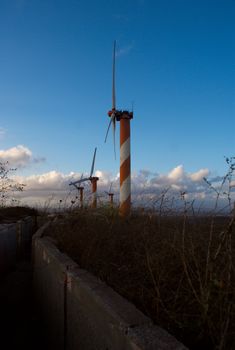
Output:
[
  {"xmin": 44, "ymin": 205, "xmax": 234, "ymax": 350},
  {"xmin": 0, "ymin": 161, "xmax": 25, "ymax": 207},
  {"xmin": 42, "ymin": 158, "xmax": 235, "ymax": 349},
  {"xmin": 0, "ymin": 161, "xmax": 37, "ymax": 222}
]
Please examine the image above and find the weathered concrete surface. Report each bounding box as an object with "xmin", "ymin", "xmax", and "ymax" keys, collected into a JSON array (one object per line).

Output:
[
  {"xmin": 33, "ymin": 237, "xmax": 77, "ymax": 349},
  {"xmin": 66, "ymin": 268, "xmax": 151, "ymax": 350},
  {"xmin": 127, "ymin": 324, "xmax": 187, "ymax": 350},
  {"xmin": 33, "ymin": 233, "xmax": 188, "ymax": 350}
]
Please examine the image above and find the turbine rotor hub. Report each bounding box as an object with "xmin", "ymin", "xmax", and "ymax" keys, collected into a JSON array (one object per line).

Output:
[
  {"xmin": 90, "ymin": 177, "xmax": 99, "ymax": 181},
  {"xmin": 107, "ymin": 110, "xmax": 133, "ymax": 121}
]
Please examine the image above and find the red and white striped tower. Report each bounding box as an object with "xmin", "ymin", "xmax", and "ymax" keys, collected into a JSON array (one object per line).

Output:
[
  {"xmin": 108, "ymin": 193, "xmax": 114, "ymax": 207},
  {"xmin": 119, "ymin": 113, "xmax": 133, "ymax": 216},
  {"xmin": 90, "ymin": 177, "xmax": 99, "ymax": 209},
  {"xmin": 77, "ymin": 186, "xmax": 84, "ymax": 208},
  {"xmin": 107, "ymin": 110, "xmax": 133, "ymax": 216}
]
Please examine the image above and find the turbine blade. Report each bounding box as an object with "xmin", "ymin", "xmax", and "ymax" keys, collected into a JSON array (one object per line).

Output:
[
  {"xmin": 71, "ymin": 177, "xmax": 90, "ymax": 185},
  {"xmin": 69, "ymin": 182, "xmax": 78, "ymax": 190},
  {"xmin": 90, "ymin": 147, "xmax": 97, "ymax": 178},
  {"xmin": 105, "ymin": 114, "xmax": 116, "ymax": 159},
  {"xmin": 109, "ymin": 182, "xmax": 113, "ymax": 193},
  {"xmin": 112, "ymin": 116, "xmax": 116, "ymax": 160},
  {"xmin": 104, "ymin": 117, "xmax": 113, "ymax": 143},
  {"xmin": 79, "ymin": 177, "xmax": 90, "ymax": 183},
  {"xmin": 112, "ymin": 40, "xmax": 116, "ymax": 110}
]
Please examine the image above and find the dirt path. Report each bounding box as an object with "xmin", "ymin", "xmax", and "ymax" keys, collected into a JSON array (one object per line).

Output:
[{"xmin": 0, "ymin": 261, "xmax": 49, "ymax": 349}]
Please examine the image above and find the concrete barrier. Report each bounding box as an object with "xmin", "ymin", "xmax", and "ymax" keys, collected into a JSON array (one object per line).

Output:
[
  {"xmin": 33, "ymin": 237, "xmax": 77, "ymax": 348},
  {"xmin": 33, "ymin": 230, "xmax": 188, "ymax": 350},
  {"xmin": 0, "ymin": 217, "xmax": 35, "ymax": 275}
]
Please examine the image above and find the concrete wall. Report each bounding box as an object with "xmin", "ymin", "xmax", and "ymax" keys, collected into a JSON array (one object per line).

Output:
[
  {"xmin": 33, "ymin": 236, "xmax": 77, "ymax": 348},
  {"xmin": 33, "ymin": 230, "xmax": 188, "ymax": 350},
  {"xmin": 0, "ymin": 216, "xmax": 34, "ymax": 275}
]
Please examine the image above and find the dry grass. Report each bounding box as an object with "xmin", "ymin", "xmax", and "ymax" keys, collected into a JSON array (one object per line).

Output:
[{"xmin": 44, "ymin": 207, "xmax": 235, "ymax": 350}]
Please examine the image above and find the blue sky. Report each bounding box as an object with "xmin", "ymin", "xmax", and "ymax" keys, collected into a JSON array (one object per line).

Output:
[{"xmin": 0, "ymin": 0, "xmax": 234, "ymax": 206}]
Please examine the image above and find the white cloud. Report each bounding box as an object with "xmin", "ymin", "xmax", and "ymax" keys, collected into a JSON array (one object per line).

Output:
[
  {"xmin": 189, "ymin": 168, "xmax": 209, "ymax": 182},
  {"xmin": 94, "ymin": 170, "xmax": 113, "ymax": 184},
  {"xmin": 0, "ymin": 145, "xmax": 45, "ymax": 168},
  {"xmin": 16, "ymin": 171, "xmax": 77, "ymax": 191},
  {"xmin": 0, "ymin": 145, "xmax": 32, "ymax": 167},
  {"xmin": 230, "ymin": 180, "xmax": 235, "ymax": 190},
  {"xmin": 168, "ymin": 165, "xmax": 184, "ymax": 181}
]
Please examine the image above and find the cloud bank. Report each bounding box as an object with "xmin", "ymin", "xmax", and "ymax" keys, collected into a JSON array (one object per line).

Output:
[
  {"xmin": 1, "ymin": 144, "xmax": 232, "ymax": 211},
  {"xmin": 12, "ymin": 165, "xmax": 234, "ymax": 212}
]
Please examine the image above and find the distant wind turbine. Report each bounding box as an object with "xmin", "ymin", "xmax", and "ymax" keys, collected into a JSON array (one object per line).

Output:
[
  {"xmin": 105, "ymin": 182, "xmax": 114, "ymax": 207},
  {"xmin": 69, "ymin": 148, "xmax": 99, "ymax": 209}
]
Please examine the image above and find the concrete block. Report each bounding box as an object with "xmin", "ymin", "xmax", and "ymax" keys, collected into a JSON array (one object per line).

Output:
[
  {"xmin": 66, "ymin": 268, "xmax": 188, "ymax": 350},
  {"xmin": 33, "ymin": 237, "xmax": 77, "ymax": 349},
  {"xmin": 66, "ymin": 268, "xmax": 151, "ymax": 350},
  {"xmin": 127, "ymin": 324, "xmax": 187, "ymax": 350}
]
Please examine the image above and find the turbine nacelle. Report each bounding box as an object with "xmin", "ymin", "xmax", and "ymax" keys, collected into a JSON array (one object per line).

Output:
[
  {"xmin": 90, "ymin": 176, "xmax": 99, "ymax": 182},
  {"xmin": 107, "ymin": 109, "xmax": 115, "ymax": 117},
  {"xmin": 69, "ymin": 183, "xmax": 84, "ymax": 189},
  {"xmin": 107, "ymin": 110, "xmax": 133, "ymax": 121}
]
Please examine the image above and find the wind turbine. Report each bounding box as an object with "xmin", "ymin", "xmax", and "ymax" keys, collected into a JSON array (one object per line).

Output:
[
  {"xmin": 69, "ymin": 173, "xmax": 85, "ymax": 208},
  {"xmin": 105, "ymin": 41, "xmax": 133, "ymax": 216},
  {"xmin": 69, "ymin": 148, "xmax": 99, "ymax": 209},
  {"xmin": 105, "ymin": 182, "xmax": 114, "ymax": 207},
  {"xmin": 89, "ymin": 147, "xmax": 99, "ymax": 208}
]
